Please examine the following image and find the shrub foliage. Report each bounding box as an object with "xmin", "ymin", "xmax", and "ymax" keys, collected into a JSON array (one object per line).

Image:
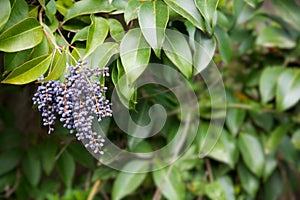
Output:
[{"xmin": 1, "ymin": 0, "xmax": 300, "ymax": 199}]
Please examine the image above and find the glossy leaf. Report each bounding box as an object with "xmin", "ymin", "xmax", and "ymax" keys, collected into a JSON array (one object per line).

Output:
[
  {"xmin": 2, "ymin": 54, "xmax": 51, "ymax": 85},
  {"xmin": 30, "ymin": 35, "xmax": 49, "ymax": 59},
  {"xmin": 271, "ymin": 0, "xmax": 300, "ymax": 31},
  {"xmin": 0, "ymin": 149, "xmax": 21, "ymax": 176},
  {"xmin": 291, "ymin": 129, "xmax": 300, "ymax": 149},
  {"xmin": 138, "ymin": 1, "xmax": 169, "ymax": 53},
  {"xmin": 2, "ymin": 0, "xmax": 29, "ymax": 32},
  {"xmin": 4, "ymin": 49, "xmax": 31, "ymax": 73},
  {"xmin": 42, "ymin": 50, "xmax": 67, "ymax": 81},
  {"xmin": 22, "ymin": 148, "xmax": 41, "ymax": 187},
  {"xmin": 86, "ymin": 42, "xmax": 119, "ymax": 69},
  {"xmin": 208, "ymin": 130, "xmax": 238, "ymax": 168},
  {"xmin": 57, "ymin": 151, "xmax": 75, "ymax": 188},
  {"xmin": 164, "ymin": 0, "xmax": 205, "ymax": 31},
  {"xmin": 259, "ymin": 67, "xmax": 285, "ymax": 103},
  {"xmin": 263, "ymin": 153, "xmax": 277, "ymax": 182},
  {"xmin": 249, "ymin": 111, "xmax": 273, "ymax": 132},
  {"xmin": 153, "ymin": 166, "xmax": 185, "ymax": 200},
  {"xmin": 276, "ymin": 69, "xmax": 300, "ymax": 111},
  {"xmin": 205, "ymin": 181, "xmax": 226, "ymax": 200},
  {"xmin": 0, "ymin": 18, "xmax": 43, "ymax": 52},
  {"xmin": 266, "ymin": 125, "xmax": 290, "ymax": 153},
  {"xmin": 193, "ymin": 30, "xmax": 216, "ymax": 74},
  {"xmin": 63, "ymin": 0, "xmax": 115, "ymax": 22},
  {"xmin": 56, "ymin": 0, "xmax": 73, "ymax": 16},
  {"xmin": 120, "ymin": 28, "xmax": 151, "ymax": 83},
  {"xmin": 71, "ymin": 26, "xmax": 89, "ymax": 43},
  {"xmin": 239, "ymin": 133, "xmax": 265, "ymax": 177},
  {"xmin": 195, "ymin": 0, "xmax": 219, "ymax": 27},
  {"xmin": 264, "ymin": 171, "xmax": 283, "ymax": 200},
  {"xmin": 163, "ymin": 29, "xmax": 193, "ymax": 78},
  {"xmin": 225, "ymin": 91, "xmax": 246, "ymax": 136},
  {"xmin": 112, "ymin": 160, "xmax": 148, "ymax": 200},
  {"xmin": 215, "ymin": 26, "xmax": 232, "ymax": 63},
  {"xmin": 124, "ymin": 0, "xmax": 142, "ymax": 24},
  {"xmin": 85, "ymin": 16, "xmax": 109, "ymax": 58},
  {"xmin": 107, "ymin": 18, "xmax": 125, "ymax": 42},
  {"xmin": 0, "ymin": 0, "xmax": 11, "ymax": 32},
  {"xmin": 219, "ymin": 176, "xmax": 235, "ymax": 200},
  {"xmin": 233, "ymin": 0, "xmax": 256, "ymax": 24},
  {"xmin": 67, "ymin": 143, "xmax": 95, "ymax": 169},
  {"xmin": 238, "ymin": 163, "xmax": 259, "ymax": 198},
  {"xmin": 256, "ymin": 26, "xmax": 296, "ymax": 49},
  {"xmin": 226, "ymin": 108, "xmax": 246, "ymax": 136},
  {"xmin": 40, "ymin": 140, "xmax": 58, "ymax": 175}
]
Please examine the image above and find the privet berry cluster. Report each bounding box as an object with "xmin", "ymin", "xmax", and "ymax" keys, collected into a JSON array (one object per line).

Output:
[{"xmin": 32, "ymin": 61, "xmax": 112, "ymax": 154}]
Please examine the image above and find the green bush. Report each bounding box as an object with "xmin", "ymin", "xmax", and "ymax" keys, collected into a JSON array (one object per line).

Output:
[{"xmin": 1, "ymin": 0, "xmax": 300, "ymax": 199}]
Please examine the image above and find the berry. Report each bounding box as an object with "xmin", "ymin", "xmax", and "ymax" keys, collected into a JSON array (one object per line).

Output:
[{"xmin": 32, "ymin": 61, "xmax": 112, "ymax": 155}]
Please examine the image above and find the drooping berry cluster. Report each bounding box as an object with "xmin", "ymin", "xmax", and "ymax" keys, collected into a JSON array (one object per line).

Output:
[{"xmin": 32, "ymin": 61, "xmax": 112, "ymax": 154}]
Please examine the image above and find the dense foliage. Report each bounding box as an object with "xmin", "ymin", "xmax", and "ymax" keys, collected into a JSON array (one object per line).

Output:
[{"xmin": 1, "ymin": 0, "xmax": 300, "ymax": 199}]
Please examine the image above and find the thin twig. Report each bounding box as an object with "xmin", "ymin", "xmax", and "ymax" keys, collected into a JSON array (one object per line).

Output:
[{"xmin": 87, "ymin": 180, "xmax": 101, "ymax": 200}]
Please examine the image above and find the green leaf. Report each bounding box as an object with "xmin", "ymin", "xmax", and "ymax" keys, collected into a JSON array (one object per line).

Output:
[
  {"xmin": 238, "ymin": 132, "xmax": 265, "ymax": 177},
  {"xmin": 276, "ymin": 69, "xmax": 300, "ymax": 111},
  {"xmin": 84, "ymin": 16, "xmax": 109, "ymax": 58},
  {"xmin": 63, "ymin": 0, "xmax": 115, "ymax": 22},
  {"xmin": 164, "ymin": 0, "xmax": 205, "ymax": 30},
  {"xmin": 226, "ymin": 108, "xmax": 246, "ymax": 136},
  {"xmin": 138, "ymin": 0, "xmax": 169, "ymax": 54},
  {"xmin": 2, "ymin": 54, "xmax": 51, "ymax": 85},
  {"xmin": 214, "ymin": 26, "xmax": 232, "ymax": 63},
  {"xmin": 22, "ymin": 147, "xmax": 41, "ymax": 187},
  {"xmin": 264, "ymin": 171, "xmax": 283, "ymax": 200},
  {"xmin": 205, "ymin": 181, "xmax": 226, "ymax": 200},
  {"xmin": 56, "ymin": 0, "xmax": 73, "ymax": 16},
  {"xmin": 45, "ymin": 0, "xmax": 57, "ymax": 24},
  {"xmin": 270, "ymin": 0, "xmax": 300, "ymax": 31},
  {"xmin": 86, "ymin": 42, "xmax": 119, "ymax": 69},
  {"xmin": 263, "ymin": 153, "xmax": 277, "ymax": 182},
  {"xmin": 67, "ymin": 143, "xmax": 95, "ymax": 169},
  {"xmin": 249, "ymin": 111, "xmax": 273, "ymax": 132},
  {"xmin": 0, "ymin": 18, "xmax": 43, "ymax": 52},
  {"xmin": 124, "ymin": 0, "xmax": 142, "ymax": 24},
  {"xmin": 42, "ymin": 50, "xmax": 67, "ymax": 81},
  {"xmin": 225, "ymin": 91, "xmax": 246, "ymax": 136},
  {"xmin": 112, "ymin": 160, "xmax": 148, "ymax": 200},
  {"xmin": 120, "ymin": 28, "xmax": 151, "ymax": 83},
  {"xmin": 233, "ymin": 0, "xmax": 256, "ymax": 24},
  {"xmin": 57, "ymin": 151, "xmax": 75, "ymax": 188},
  {"xmin": 244, "ymin": 0, "xmax": 264, "ymax": 8},
  {"xmin": 92, "ymin": 166, "xmax": 117, "ymax": 181},
  {"xmin": 71, "ymin": 26, "xmax": 89, "ymax": 44},
  {"xmin": 2, "ymin": 0, "xmax": 28, "ymax": 32},
  {"xmin": 238, "ymin": 163, "xmax": 259, "ymax": 198},
  {"xmin": 163, "ymin": 29, "xmax": 193, "ymax": 78},
  {"xmin": 193, "ymin": 30, "xmax": 216, "ymax": 74},
  {"xmin": 153, "ymin": 166, "xmax": 185, "ymax": 200},
  {"xmin": 0, "ymin": 0, "xmax": 11, "ymax": 32},
  {"xmin": 0, "ymin": 149, "xmax": 21, "ymax": 176},
  {"xmin": 4, "ymin": 49, "xmax": 32, "ymax": 73},
  {"xmin": 208, "ymin": 130, "xmax": 238, "ymax": 168},
  {"xmin": 195, "ymin": 0, "xmax": 219, "ymax": 27},
  {"xmin": 266, "ymin": 125, "xmax": 290, "ymax": 153},
  {"xmin": 107, "ymin": 18, "xmax": 125, "ymax": 42},
  {"xmin": 219, "ymin": 176, "xmax": 235, "ymax": 200},
  {"xmin": 40, "ymin": 140, "xmax": 58, "ymax": 175},
  {"xmin": 256, "ymin": 26, "xmax": 296, "ymax": 49},
  {"xmin": 259, "ymin": 66, "xmax": 285, "ymax": 103},
  {"xmin": 291, "ymin": 129, "xmax": 300, "ymax": 149},
  {"xmin": 30, "ymin": 35, "xmax": 49, "ymax": 59}
]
